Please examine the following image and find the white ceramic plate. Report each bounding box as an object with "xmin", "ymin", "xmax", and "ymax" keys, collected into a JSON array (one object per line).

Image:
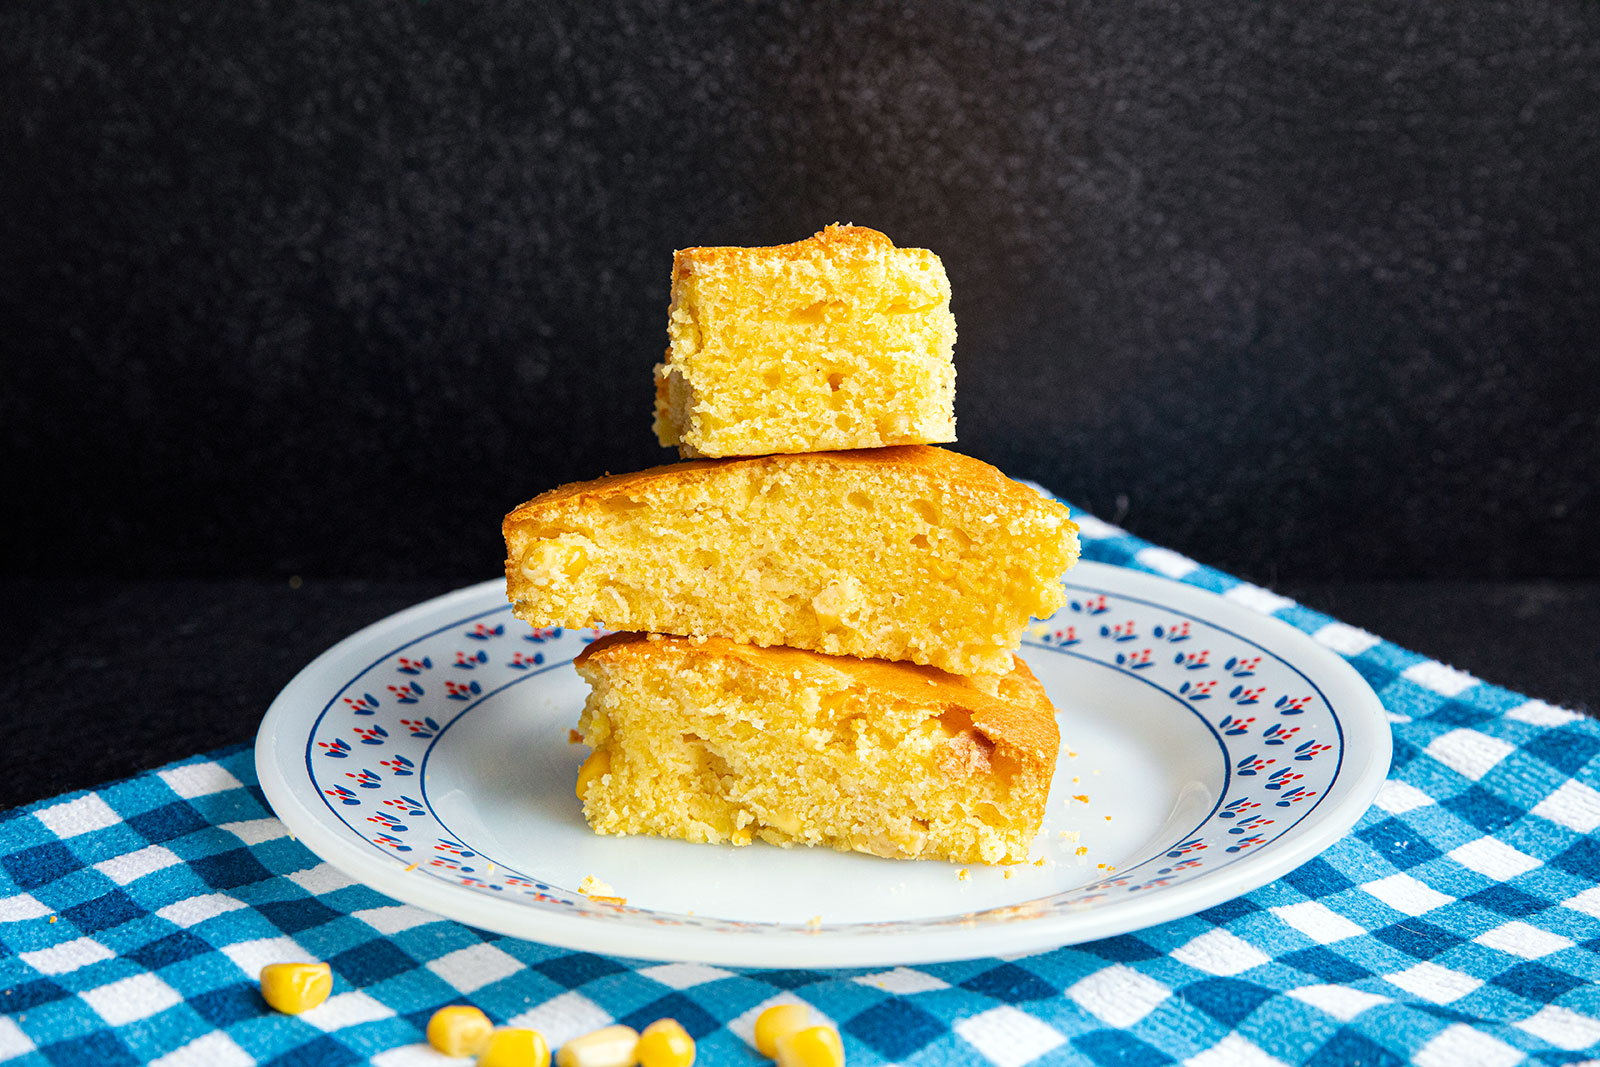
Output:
[{"xmin": 256, "ymin": 560, "xmax": 1389, "ymax": 967}]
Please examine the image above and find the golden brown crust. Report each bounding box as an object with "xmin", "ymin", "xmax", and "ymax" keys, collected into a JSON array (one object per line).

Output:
[
  {"xmin": 503, "ymin": 445, "xmax": 1052, "ymax": 530},
  {"xmin": 672, "ymin": 224, "xmax": 900, "ymax": 281},
  {"xmin": 575, "ymin": 631, "xmax": 1060, "ymax": 782}
]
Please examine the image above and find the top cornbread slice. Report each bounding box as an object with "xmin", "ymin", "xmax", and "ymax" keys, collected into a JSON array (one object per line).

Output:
[
  {"xmin": 503, "ymin": 445, "xmax": 1078, "ymax": 676},
  {"xmin": 654, "ymin": 224, "xmax": 957, "ymax": 458}
]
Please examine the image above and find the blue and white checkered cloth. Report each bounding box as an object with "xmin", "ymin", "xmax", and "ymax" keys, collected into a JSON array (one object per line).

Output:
[{"xmin": 3, "ymin": 514, "xmax": 1598, "ymax": 1066}]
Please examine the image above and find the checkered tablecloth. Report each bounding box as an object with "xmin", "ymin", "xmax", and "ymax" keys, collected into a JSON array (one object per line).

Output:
[{"xmin": 4, "ymin": 514, "xmax": 1599, "ymax": 1066}]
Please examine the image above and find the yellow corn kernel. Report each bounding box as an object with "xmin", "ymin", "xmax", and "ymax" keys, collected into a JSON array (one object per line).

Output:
[
  {"xmin": 556, "ymin": 1025, "xmax": 639, "ymax": 1067},
  {"xmin": 637, "ymin": 1018, "xmax": 695, "ymax": 1067},
  {"xmin": 576, "ymin": 749, "xmax": 610, "ymax": 800},
  {"xmin": 479, "ymin": 1028, "xmax": 551, "ymax": 1067},
  {"xmin": 775, "ymin": 1026, "xmax": 844, "ymax": 1067},
  {"xmin": 754, "ymin": 1003, "xmax": 811, "ymax": 1058},
  {"xmin": 428, "ymin": 1005, "xmax": 494, "ymax": 1057},
  {"xmin": 258, "ymin": 961, "xmax": 332, "ymax": 1015}
]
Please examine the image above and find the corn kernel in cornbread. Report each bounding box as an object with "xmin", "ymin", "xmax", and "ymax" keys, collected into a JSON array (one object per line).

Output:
[
  {"xmin": 655, "ymin": 224, "xmax": 957, "ymax": 458},
  {"xmin": 503, "ymin": 446, "xmax": 1078, "ymax": 676},
  {"xmin": 572, "ymin": 633, "xmax": 1060, "ymax": 865}
]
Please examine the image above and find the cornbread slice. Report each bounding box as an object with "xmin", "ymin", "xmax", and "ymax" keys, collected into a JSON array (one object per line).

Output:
[
  {"xmin": 654, "ymin": 224, "xmax": 957, "ymax": 458},
  {"xmin": 503, "ymin": 446, "xmax": 1078, "ymax": 676},
  {"xmin": 573, "ymin": 633, "xmax": 1060, "ymax": 865}
]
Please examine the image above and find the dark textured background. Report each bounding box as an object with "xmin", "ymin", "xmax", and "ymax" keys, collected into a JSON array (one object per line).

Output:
[
  {"xmin": 4, "ymin": 0, "xmax": 1598, "ymax": 585},
  {"xmin": 2, "ymin": 1, "xmax": 1599, "ymax": 807}
]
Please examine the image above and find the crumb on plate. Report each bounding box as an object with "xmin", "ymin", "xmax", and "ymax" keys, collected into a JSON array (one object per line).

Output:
[{"xmin": 579, "ymin": 875, "xmax": 616, "ymax": 898}]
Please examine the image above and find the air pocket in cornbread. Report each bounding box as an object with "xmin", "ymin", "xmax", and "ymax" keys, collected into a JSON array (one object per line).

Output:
[
  {"xmin": 654, "ymin": 224, "xmax": 957, "ymax": 458},
  {"xmin": 572, "ymin": 633, "xmax": 1059, "ymax": 865},
  {"xmin": 503, "ymin": 446, "xmax": 1078, "ymax": 677}
]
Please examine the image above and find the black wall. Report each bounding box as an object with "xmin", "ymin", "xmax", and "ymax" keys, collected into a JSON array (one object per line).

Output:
[{"xmin": 5, "ymin": 1, "xmax": 1597, "ymax": 585}]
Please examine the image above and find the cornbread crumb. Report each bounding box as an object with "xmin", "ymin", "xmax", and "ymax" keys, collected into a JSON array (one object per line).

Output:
[
  {"xmin": 403, "ymin": 861, "xmax": 419, "ymax": 872},
  {"xmin": 957, "ymin": 868, "xmax": 970, "ymax": 881},
  {"xmin": 1004, "ymin": 869, "xmax": 1014, "ymax": 879},
  {"xmin": 1104, "ymin": 815, "xmax": 1112, "ymax": 821},
  {"xmin": 504, "ymin": 446, "xmax": 1078, "ymax": 676},
  {"xmin": 656, "ymin": 224, "xmax": 957, "ymax": 458},
  {"xmin": 573, "ymin": 633, "xmax": 1060, "ymax": 865},
  {"xmin": 1033, "ymin": 857, "xmax": 1047, "ymax": 867},
  {"xmin": 579, "ymin": 875, "xmax": 616, "ymax": 898},
  {"xmin": 1072, "ymin": 794, "xmax": 1089, "ymax": 804},
  {"xmin": 568, "ymin": 729, "xmax": 583, "ymax": 744},
  {"xmin": 806, "ymin": 915, "xmax": 822, "ymax": 929},
  {"xmin": 1075, "ymin": 846, "xmax": 1088, "ymax": 857}
]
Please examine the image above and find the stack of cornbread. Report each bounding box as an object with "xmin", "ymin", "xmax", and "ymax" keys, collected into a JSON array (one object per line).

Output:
[{"xmin": 502, "ymin": 225, "xmax": 1080, "ymax": 865}]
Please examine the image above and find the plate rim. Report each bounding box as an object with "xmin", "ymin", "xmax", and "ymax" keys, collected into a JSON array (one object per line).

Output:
[{"xmin": 256, "ymin": 561, "xmax": 1392, "ymax": 967}]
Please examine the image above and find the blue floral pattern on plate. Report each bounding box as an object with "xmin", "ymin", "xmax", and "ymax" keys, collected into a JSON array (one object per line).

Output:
[{"xmin": 299, "ymin": 572, "xmax": 1350, "ymax": 933}]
